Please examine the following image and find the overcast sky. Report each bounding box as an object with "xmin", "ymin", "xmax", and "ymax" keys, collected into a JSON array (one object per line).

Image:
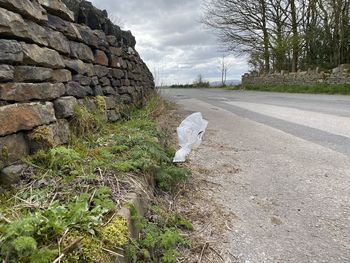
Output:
[{"xmin": 90, "ymin": 0, "xmax": 248, "ymax": 85}]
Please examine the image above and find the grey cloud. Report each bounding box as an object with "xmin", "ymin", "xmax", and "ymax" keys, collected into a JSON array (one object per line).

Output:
[{"xmin": 90, "ymin": 0, "xmax": 248, "ymax": 84}]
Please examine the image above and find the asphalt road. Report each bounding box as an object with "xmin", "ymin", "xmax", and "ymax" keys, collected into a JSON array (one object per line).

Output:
[{"xmin": 162, "ymin": 88, "xmax": 350, "ymax": 263}]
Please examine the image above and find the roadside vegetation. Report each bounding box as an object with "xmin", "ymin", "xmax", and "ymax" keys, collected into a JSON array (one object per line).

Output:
[
  {"xmin": 223, "ymin": 84, "xmax": 350, "ymax": 95},
  {"xmin": 0, "ymin": 93, "xmax": 192, "ymax": 263}
]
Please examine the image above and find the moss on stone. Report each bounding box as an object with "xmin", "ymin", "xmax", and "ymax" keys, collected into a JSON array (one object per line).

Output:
[
  {"xmin": 0, "ymin": 146, "xmax": 9, "ymax": 161},
  {"xmin": 29, "ymin": 126, "xmax": 56, "ymax": 148},
  {"xmin": 99, "ymin": 217, "xmax": 129, "ymax": 248}
]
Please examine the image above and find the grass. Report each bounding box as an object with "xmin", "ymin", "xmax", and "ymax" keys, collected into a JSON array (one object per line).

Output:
[
  {"xmin": 223, "ymin": 84, "xmax": 350, "ymax": 95},
  {"xmin": 0, "ymin": 93, "xmax": 191, "ymax": 262}
]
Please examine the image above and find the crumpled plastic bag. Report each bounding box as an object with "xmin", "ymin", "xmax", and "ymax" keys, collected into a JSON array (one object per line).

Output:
[{"xmin": 173, "ymin": 112, "xmax": 208, "ymax": 163}]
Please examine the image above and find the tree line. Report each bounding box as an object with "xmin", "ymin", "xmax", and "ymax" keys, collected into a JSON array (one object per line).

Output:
[{"xmin": 202, "ymin": 0, "xmax": 350, "ymax": 73}]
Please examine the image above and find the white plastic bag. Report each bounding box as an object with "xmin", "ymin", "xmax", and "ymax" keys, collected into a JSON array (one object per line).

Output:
[{"xmin": 173, "ymin": 112, "xmax": 208, "ymax": 163}]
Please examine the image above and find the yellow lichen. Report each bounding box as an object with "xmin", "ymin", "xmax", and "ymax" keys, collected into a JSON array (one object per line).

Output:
[
  {"xmin": 62, "ymin": 233, "xmax": 112, "ymax": 263},
  {"xmin": 0, "ymin": 146, "xmax": 9, "ymax": 160},
  {"xmin": 29, "ymin": 126, "xmax": 56, "ymax": 148},
  {"xmin": 99, "ymin": 217, "xmax": 129, "ymax": 248},
  {"xmin": 93, "ymin": 96, "xmax": 107, "ymax": 113}
]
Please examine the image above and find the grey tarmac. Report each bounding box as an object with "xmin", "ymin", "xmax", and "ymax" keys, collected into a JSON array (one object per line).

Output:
[{"xmin": 163, "ymin": 88, "xmax": 350, "ymax": 263}]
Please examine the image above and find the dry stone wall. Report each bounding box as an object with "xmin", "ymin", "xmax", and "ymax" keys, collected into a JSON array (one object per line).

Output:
[
  {"xmin": 0, "ymin": 0, "xmax": 154, "ymax": 179},
  {"xmin": 242, "ymin": 64, "xmax": 350, "ymax": 86}
]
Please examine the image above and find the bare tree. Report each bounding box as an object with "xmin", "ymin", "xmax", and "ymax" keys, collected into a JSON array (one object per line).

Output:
[
  {"xmin": 202, "ymin": 0, "xmax": 271, "ymax": 72},
  {"xmin": 219, "ymin": 55, "xmax": 234, "ymax": 86}
]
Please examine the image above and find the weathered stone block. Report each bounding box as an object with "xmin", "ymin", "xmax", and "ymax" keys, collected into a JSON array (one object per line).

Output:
[
  {"xmin": 21, "ymin": 43, "xmax": 65, "ymax": 69},
  {"xmin": 72, "ymin": 75, "xmax": 91, "ymax": 86},
  {"xmin": 111, "ymin": 68, "xmax": 124, "ymax": 79},
  {"xmin": 70, "ymin": 41, "xmax": 94, "ymax": 62},
  {"xmin": 38, "ymin": 0, "xmax": 74, "ymax": 22},
  {"xmin": 100, "ymin": 77, "xmax": 111, "ymax": 86},
  {"xmin": 0, "ymin": 65, "xmax": 14, "ymax": 82},
  {"xmin": 91, "ymin": 76, "xmax": 99, "ymax": 86},
  {"xmin": 110, "ymin": 56, "xmax": 120, "ymax": 68},
  {"xmin": 107, "ymin": 110, "xmax": 121, "ymax": 122},
  {"xmin": 102, "ymin": 86, "xmax": 116, "ymax": 96},
  {"xmin": 106, "ymin": 35, "xmax": 118, "ymax": 47},
  {"xmin": 92, "ymin": 85, "xmax": 104, "ymax": 96},
  {"xmin": 78, "ymin": 98, "xmax": 97, "ymax": 112},
  {"xmin": 14, "ymin": 66, "xmax": 53, "ymax": 82},
  {"xmin": 54, "ymin": 96, "xmax": 77, "ymax": 118},
  {"xmin": 26, "ymin": 119, "xmax": 70, "ymax": 153},
  {"xmin": 44, "ymin": 27, "xmax": 71, "ymax": 55},
  {"xmin": 120, "ymin": 94, "xmax": 133, "ymax": 104},
  {"xmin": 0, "ymin": 133, "xmax": 29, "ymax": 169},
  {"xmin": 94, "ymin": 50, "xmax": 109, "ymax": 66},
  {"xmin": 0, "ymin": 0, "xmax": 47, "ymax": 22},
  {"xmin": 105, "ymin": 96, "xmax": 116, "ymax": 109},
  {"xmin": 0, "ymin": 102, "xmax": 56, "ymax": 136},
  {"xmin": 65, "ymin": 81, "xmax": 93, "ymax": 98},
  {"xmin": 64, "ymin": 59, "xmax": 94, "ymax": 76},
  {"xmin": 45, "ymin": 14, "xmax": 82, "ymax": 41},
  {"xmin": 52, "ymin": 69, "xmax": 72, "ymax": 82},
  {"xmin": 94, "ymin": 65, "xmax": 109, "ymax": 78},
  {"xmin": 0, "ymin": 164, "xmax": 28, "ymax": 186},
  {"xmin": 75, "ymin": 24, "xmax": 99, "ymax": 48},
  {"xmin": 110, "ymin": 46, "xmax": 122, "ymax": 56},
  {"xmin": 0, "ymin": 39, "xmax": 23, "ymax": 63},
  {"xmin": 0, "ymin": 83, "xmax": 65, "ymax": 102}
]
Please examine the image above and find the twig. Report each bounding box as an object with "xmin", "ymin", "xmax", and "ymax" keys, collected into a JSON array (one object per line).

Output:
[
  {"xmin": 198, "ymin": 242, "xmax": 209, "ymax": 263},
  {"xmin": 52, "ymin": 237, "xmax": 83, "ymax": 263},
  {"xmin": 102, "ymin": 248, "xmax": 124, "ymax": 258},
  {"xmin": 209, "ymin": 247, "xmax": 225, "ymax": 262}
]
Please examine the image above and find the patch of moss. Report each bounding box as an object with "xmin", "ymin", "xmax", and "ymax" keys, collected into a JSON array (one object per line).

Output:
[
  {"xmin": 29, "ymin": 126, "xmax": 56, "ymax": 148},
  {"xmin": 99, "ymin": 217, "xmax": 129, "ymax": 248},
  {"xmin": 93, "ymin": 96, "xmax": 107, "ymax": 113},
  {"xmin": 0, "ymin": 146, "xmax": 9, "ymax": 161}
]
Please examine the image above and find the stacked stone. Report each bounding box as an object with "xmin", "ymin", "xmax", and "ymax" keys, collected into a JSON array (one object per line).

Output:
[
  {"xmin": 242, "ymin": 64, "xmax": 350, "ymax": 86},
  {"xmin": 0, "ymin": 0, "xmax": 154, "ymax": 184}
]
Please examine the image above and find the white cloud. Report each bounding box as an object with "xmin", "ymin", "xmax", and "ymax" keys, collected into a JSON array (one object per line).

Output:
[{"xmin": 90, "ymin": 0, "xmax": 249, "ymax": 85}]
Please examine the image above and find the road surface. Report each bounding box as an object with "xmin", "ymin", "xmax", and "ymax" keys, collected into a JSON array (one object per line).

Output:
[{"xmin": 163, "ymin": 89, "xmax": 350, "ymax": 263}]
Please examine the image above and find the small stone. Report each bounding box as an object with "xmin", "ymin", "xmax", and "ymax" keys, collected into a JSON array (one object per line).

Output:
[
  {"xmin": 14, "ymin": 66, "xmax": 53, "ymax": 82},
  {"xmin": 104, "ymin": 96, "xmax": 116, "ymax": 109},
  {"xmin": 94, "ymin": 50, "xmax": 109, "ymax": 66},
  {"xmin": 0, "ymin": 133, "xmax": 29, "ymax": 169},
  {"xmin": 0, "ymin": 65, "xmax": 14, "ymax": 82},
  {"xmin": 110, "ymin": 55, "xmax": 120, "ymax": 68},
  {"xmin": 54, "ymin": 96, "xmax": 77, "ymax": 118},
  {"xmin": 107, "ymin": 110, "xmax": 121, "ymax": 122},
  {"xmin": 0, "ymin": 164, "xmax": 28, "ymax": 186},
  {"xmin": 65, "ymin": 81, "xmax": 93, "ymax": 98},
  {"xmin": 52, "ymin": 69, "xmax": 72, "ymax": 82},
  {"xmin": 0, "ymin": 39, "xmax": 23, "ymax": 63}
]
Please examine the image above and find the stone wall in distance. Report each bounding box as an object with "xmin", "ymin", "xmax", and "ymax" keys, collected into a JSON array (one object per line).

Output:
[
  {"xmin": 0, "ymin": 0, "xmax": 154, "ymax": 181},
  {"xmin": 242, "ymin": 64, "xmax": 350, "ymax": 86}
]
